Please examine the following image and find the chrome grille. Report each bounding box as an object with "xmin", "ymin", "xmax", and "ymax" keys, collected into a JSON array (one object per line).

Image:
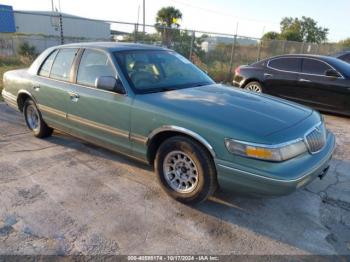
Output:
[{"xmin": 305, "ymin": 123, "xmax": 327, "ymax": 153}]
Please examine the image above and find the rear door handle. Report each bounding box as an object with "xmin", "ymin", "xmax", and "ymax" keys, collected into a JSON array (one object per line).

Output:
[
  {"xmin": 33, "ymin": 86, "xmax": 40, "ymax": 91},
  {"xmin": 299, "ymin": 78, "xmax": 311, "ymax": 83}
]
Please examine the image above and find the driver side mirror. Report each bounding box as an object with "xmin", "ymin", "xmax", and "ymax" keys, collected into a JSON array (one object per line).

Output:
[
  {"xmin": 325, "ymin": 69, "xmax": 341, "ymax": 78},
  {"xmin": 95, "ymin": 76, "xmax": 126, "ymax": 94}
]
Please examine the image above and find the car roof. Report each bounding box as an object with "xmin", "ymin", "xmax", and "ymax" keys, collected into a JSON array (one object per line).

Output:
[
  {"xmin": 262, "ymin": 54, "xmax": 345, "ymax": 64},
  {"xmin": 55, "ymin": 42, "xmax": 169, "ymax": 52}
]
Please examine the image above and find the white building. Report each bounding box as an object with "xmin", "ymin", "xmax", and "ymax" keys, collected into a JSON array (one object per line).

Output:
[
  {"xmin": 201, "ymin": 36, "xmax": 258, "ymax": 52},
  {"xmin": 13, "ymin": 11, "xmax": 110, "ymax": 39}
]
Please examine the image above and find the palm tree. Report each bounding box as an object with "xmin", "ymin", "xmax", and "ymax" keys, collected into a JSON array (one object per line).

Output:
[{"xmin": 155, "ymin": 6, "xmax": 182, "ymax": 47}]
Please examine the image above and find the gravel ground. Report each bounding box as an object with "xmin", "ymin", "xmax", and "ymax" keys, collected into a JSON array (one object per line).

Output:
[{"xmin": 0, "ymin": 103, "xmax": 349, "ymax": 255}]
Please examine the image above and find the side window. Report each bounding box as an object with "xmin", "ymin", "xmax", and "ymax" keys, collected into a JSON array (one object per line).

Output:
[
  {"xmin": 268, "ymin": 58, "xmax": 301, "ymax": 72},
  {"xmin": 50, "ymin": 48, "xmax": 78, "ymax": 81},
  {"xmin": 77, "ymin": 49, "xmax": 115, "ymax": 87},
  {"xmin": 302, "ymin": 59, "xmax": 331, "ymax": 75},
  {"xmin": 39, "ymin": 49, "xmax": 59, "ymax": 77}
]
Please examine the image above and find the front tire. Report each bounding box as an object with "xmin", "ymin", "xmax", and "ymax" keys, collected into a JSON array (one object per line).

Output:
[
  {"xmin": 155, "ymin": 136, "xmax": 217, "ymax": 204},
  {"xmin": 244, "ymin": 81, "xmax": 263, "ymax": 93},
  {"xmin": 23, "ymin": 99, "xmax": 53, "ymax": 138}
]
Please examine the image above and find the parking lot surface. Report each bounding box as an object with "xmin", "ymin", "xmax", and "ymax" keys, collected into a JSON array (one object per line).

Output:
[{"xmin": 0, "ymin": 102, "xmax": 349, "ymax": 255}]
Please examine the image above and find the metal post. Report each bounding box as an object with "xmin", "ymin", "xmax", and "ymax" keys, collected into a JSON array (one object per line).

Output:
[
  {"xmin": 59, "ymin": 13, "xmax": 64, "ymax": 44},
  {"xmin": 189, "ymin": 30, "xmax": 195, "ymax": 61},
  {"xmin": 134, "ymin": 24, "xmax": 138, "ymax": 43},
  {"xmin": 11, "ymin": 38, "xmax": 15, "ymax": 56},
  {"xmin": 282, "ymin": 40, "xmax": 286, "ymax": 53},
  {"xmin": 257, "ymin": 40, "xmax": 262, "ymax": 61},
  {"xmin": 257, "ymin": 26, "xmax": 265, "ymax": 61},
  {"xmin": 143, "ymin": 0, "xmax": 145, "ymax": 34},
  {"xmin": 227, "ymin": 22, "xmax": 239, "ymax": 82}
]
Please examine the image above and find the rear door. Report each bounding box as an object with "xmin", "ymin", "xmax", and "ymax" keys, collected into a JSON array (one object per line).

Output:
[
  {"xmin": 33, "ymin": 48, "xmax": 79, "ymax": 131},
  {"xmin": 264, "ymin": 57, "xmax": 302, "ymax": 99},
  {"xmin": 66, "ymin": 48, "xmax": 132, "ymax": 155},
  {"xmin": 297, "ymin": 58, "xmax": 349, "ymax": 112}
]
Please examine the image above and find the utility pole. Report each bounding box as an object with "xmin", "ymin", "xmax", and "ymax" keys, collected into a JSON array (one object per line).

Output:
[
  {"xmin": 136, "ymin": 4, "xmax": 140, "ymax": 32},
  {"xmin": 143, "ymin": 0, "xmax": 145, "ymax": 34},
  {"xmin": 227, "ymin": 22, "xmax": 239, "ymax": 82},
  {"xmin": 57, "ymin": 0, "xmax": 64, "ymax": 44}
]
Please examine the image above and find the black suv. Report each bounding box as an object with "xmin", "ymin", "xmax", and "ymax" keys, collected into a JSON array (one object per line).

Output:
[{"xmin": 233, "ymin": 54, "xmax": 350, "ymax": 116}]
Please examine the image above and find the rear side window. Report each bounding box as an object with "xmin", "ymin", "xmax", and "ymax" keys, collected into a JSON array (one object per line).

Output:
[
  {"xmin": 268, "ymin": 58, "xmax": 301, "ymax": 72},
  {"xmin": 50, "ymin": 48, "xmax": 78, "ymax": 81},
  {"xmin": 77, "ymin": 49, "xmax": 115, "ymax": 86},
  {"xmin": 302, "ymin": 59, "xmax": 331, "ymax": 75},
  {"xmin": 39, "ymin": 49, "xmax": 59, "ymax": 77}
]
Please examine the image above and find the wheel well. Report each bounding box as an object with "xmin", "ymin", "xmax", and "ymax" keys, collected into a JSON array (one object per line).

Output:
[
  {"xmin": 147, "ymin": 131, "xmax": 214, "ymax": 165},
  {"xmin": 17, "ymin": 93, "xmax": 32, "ymax": 112}
]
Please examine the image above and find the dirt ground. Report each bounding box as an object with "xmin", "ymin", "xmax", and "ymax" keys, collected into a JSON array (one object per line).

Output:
[{"xmin": 0, "ymin": 102, "xmax": 349, "ymax": 255}]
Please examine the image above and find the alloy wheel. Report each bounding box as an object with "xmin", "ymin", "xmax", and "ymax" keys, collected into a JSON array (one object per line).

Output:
[{"xmin": 163, "ymin": 150, "xmax": 199, "ymax": 194}]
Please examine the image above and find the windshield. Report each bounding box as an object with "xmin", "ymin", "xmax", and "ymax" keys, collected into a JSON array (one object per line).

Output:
[{"xmin": 114, "ymin": 50, "xmax": 214, "ymax": 93}]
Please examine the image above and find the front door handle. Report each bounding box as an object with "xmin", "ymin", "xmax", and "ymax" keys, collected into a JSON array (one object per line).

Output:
[
  {"xmin": 33, "ymin": 86, "xmax": 40, "ymax": 91},
  {"xmin": 264, "ymin": 73, "xmax": 273, "ymax": 78},
  {"xmin": 299, "ymin": 78, "xmax": 311, "ymax": 83},
  {"xmin": 68, "ymin": 92, "xmax": 80, "ymax": 102}
]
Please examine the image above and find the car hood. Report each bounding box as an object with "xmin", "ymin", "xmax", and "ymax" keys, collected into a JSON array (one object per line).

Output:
[{"xmin": 139, "ymin": 84, "xmax": 313, "ymax": 137}]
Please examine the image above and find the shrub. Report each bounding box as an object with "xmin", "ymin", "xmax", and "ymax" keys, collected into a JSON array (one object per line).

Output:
[{"xmin": 17, "ymin": 42, "xmax": 36, "ymax": 64}]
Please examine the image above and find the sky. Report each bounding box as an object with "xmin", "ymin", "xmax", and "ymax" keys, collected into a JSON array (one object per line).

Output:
[{"xmin": 2, "ymin": 0, "xmax": 349, "ymax": 41}]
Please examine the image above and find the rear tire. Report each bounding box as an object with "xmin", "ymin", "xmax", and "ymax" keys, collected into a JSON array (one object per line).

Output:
[
  {"xmin": 155, "ymin": 136, "xmax": 217, "ymax": 204},
  {"xmin": 23, "ymin": 99, "xmax": 53, "ymax": 138},
  {"xmin": 244, "ymin": 81, "xmax": 263, "ymax": 93}
]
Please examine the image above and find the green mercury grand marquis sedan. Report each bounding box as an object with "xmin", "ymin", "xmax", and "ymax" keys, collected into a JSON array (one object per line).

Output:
[{"xmin": 2, "ymin": 42, "xmax": 335, "ymax": 204}]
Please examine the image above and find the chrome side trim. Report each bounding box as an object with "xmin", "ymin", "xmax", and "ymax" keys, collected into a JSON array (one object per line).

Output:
[
  {"xmin": 130, "ymin": 133, "xmax": 148, "ymax": 145},
  {"xmin": 68, "ymin": 114, "xmax": 129, "ymax": 139},
  {"xmin": 2, "ymin": 90, "xmax": 18, "ymax": 110},
  {"xmin": 267, "ymin": 57, "xmax": 345, "ymax": 79},
  {"xmin": 38, "ymin": 104, "xmax": 67, "ymax": 118},
  {"xmin": 147, "ymin": 125, "xmax": 216, "ymax": 157},
  {"xmin": 217, "ymin": 164, "xmax": 306, "ymax": 183},
  {"xmin": 37, "ymin": 104, "xmax": 129, "ymax": 139},
  {"xmin": 2, "ymin": 90, "xmax": 17, "ymax": 102}
]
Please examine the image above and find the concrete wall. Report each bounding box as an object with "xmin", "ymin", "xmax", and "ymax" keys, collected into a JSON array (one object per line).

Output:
[
  {"xmin": 0, "ymin": 34, "xmax": 110, "ymax": 56},
  {"xmin": 13, "ymin": 11, "xmax": 110, "ymax": 39}
]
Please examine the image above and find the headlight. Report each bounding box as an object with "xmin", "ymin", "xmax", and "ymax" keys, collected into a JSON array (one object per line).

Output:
[{"xmin": 224, "ymin": 138, "xmax": 307, "ymax": 162}]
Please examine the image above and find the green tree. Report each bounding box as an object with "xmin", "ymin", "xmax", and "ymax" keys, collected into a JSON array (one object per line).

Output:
[
  {"xmin": 155, "ymin": 6, "xmax": 183, "ymax": 46},
  {"xmin": 338, "ymin": 38, "xmax": 350, "ymax": 49},
  {"xmin": 279, "ymin": 16, "xmax": 328, "ymax": 43},
  {"xmin": 262, "ymin": 31, "xmax": 280, "ymax": 41}
]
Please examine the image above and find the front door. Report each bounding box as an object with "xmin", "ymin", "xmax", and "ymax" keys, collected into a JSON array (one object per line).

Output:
[
  {"xmin": 297, "ymin": 58, "xmax": 350, "ymax": 113},
  {"xmin": 66, "ymin": 49, "xmax": 132, "ymax": 155}
]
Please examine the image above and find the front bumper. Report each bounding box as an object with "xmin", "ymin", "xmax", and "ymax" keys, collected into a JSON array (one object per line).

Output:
[{"xmin": 215, "ymin": 131, "xmax": 336, "ymax": 196}]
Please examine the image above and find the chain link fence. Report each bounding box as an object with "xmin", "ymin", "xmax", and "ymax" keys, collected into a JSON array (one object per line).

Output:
[{"xmin": 0, "ymin": 12, "xmax": 345, "ymax": 83}]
